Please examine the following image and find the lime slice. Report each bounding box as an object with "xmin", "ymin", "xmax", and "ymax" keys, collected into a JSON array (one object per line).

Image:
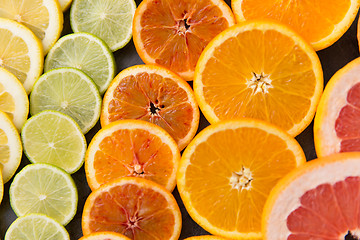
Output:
[
  {"xmin": 9, "ymin": 163, "xmax": 78, "ymax": 225},
  {"xmin": 70, "ymin": 0, "xmax": 136, "ymax": 51},
  {"xmin": 5, "ymin": 213, "xmax": 70, "ymax": 240},
  {"xmin": 45, "ymin": 33, "xmax": 116, "ymax": 94},
  {"xmin": 30, "ymin": 67, "xmax": 102, "ymax": 134},
  {"xmin": 21, "ymin": 110, "xmax": 87, "ymax": 174}
]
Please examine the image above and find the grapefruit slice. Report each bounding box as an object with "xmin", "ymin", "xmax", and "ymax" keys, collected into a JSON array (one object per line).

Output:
[
  {"xmin": 263, "ymin": 152, "xmax": 360, "ymax": 240},
  {"xmin": 82, "ymin": 177, "xmax": 182, "ymax": 240},
  {"xmin": 79, "ymin": 232, "xmax": 131, "ymax": 240},
  {"xmin": 314, "ymin": 57, "xmax": 360, "ymax": 157},
  {"xmin": 101, "ymin": 65, "xmax": 199, "ymax": 150},
  {"xmin": 132, "ymin": 0, "xmax": 235, "ymax": 80}
]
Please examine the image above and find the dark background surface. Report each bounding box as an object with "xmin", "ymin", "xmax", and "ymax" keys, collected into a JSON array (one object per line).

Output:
[{"xmin": 1, "ymin": 0, "xmax": 360, "ymax": 239}]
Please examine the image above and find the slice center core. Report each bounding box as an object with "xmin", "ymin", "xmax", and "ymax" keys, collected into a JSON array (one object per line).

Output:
[
  {"xmin": 178, "ymin": 18, "xmax": 190, "ymax": 34},
  {"xmin": 247, "ymin": 72, "xmax": 272, "ymax": 94},
  {"xmin": 230, "ymin": 166, "xmax": 253, "ymax": 190},
  {"xmin": 149, "ymin": 102, "xmax": 161, "ymax": 115}
]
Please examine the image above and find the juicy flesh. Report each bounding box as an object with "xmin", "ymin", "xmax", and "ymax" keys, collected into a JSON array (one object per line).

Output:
[
  {"xmin": 87, "ymin": 184, "xmax": 176, "ymax": 239},
  {"xmin": 0, "ymin": 82, "xmax": 15, "ymax": 119},
  {"xmin": 201, "ymin": 29, "xmax": 316, "ymax": 132},
  {"xmin": 287, "ymin": 176, "xmax": 360, "ymax": 240},
  {"xmin": 335, "ymin": 83, "xmax": 360, "ymax": 152},
  {"xmin": 240, "ymin": 0, "xmax": 351, "ymax": 45},
  {"xmin": 139, "ymin": 0, "xmax": 231, "ymax": 76},
  {"xmin": 94, "ymin": 128, "xmax": 174, "ymax": 188},
  {"xmin": 108, "ymin": 72, "xmax": 194, "ymax": 148},
  {"xmin": 184, "ymin": 127, "xmax": 298, "ymax": 232},
  {"xmin": 0, "ymin": 129, "xmax": 9, "ymax": 164}
]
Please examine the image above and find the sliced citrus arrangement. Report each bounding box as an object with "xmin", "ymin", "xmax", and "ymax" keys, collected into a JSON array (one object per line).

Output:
[
  {"xmin": 9, "ymin": 163, "xmax": 78, "ymax": 225},
  {"xmin": 133, "ymin": 0, "xmax": 235, "ymax": 80},
  {"xmin": 0, "ymin": 110, "xmax": 22, "ymax": 183},
  {"xmin": 5, "ymin": 213, "xmax": 70, "ymax": 240},
  {"xmin": 194, "ymin": 20, "xmax": 323, "ymax": 137},
  {"xmin": 314, "ymin": 57, "xmax": 360, "ymax": 157},
  {"xmin": 177, "ymin": 119, "xmax": 305, "ymax": 239},
  {"xmin": 263, "ymin": 152, "xmax": 360, "ymax": 240},
  {"xmin": 70, "ymin": 0, "xmax": 136, "ymax": 51},
  {"xmin": 85, "ymin": 120, "xmax": 180, "ymax": 191},
  {"xmin": 232, "ymin": 0, "xmax": 360, "ymax": 51},
  {"xmin": 82, "ymin": 177, "xmax": 182, "ymax": 239},
  {"xmin": 0, "ymin": 17, "xmax": 43, "ymax": 94},
  {"xmin": 79, "ymin": 232, "xmax": 131, "ymax": 240},
  {"xmin": 101, "ymin": 65, "xmax": 199, "ymax": 150},
  {"xmin": 0, "ymin": 0, "xmax": 64, "ymax": 54},
  {"xmin": 0, "ymin": 67, "xmax": 29, "ymax": 131}
]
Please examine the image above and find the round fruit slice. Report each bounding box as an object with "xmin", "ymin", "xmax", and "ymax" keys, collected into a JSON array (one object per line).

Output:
[
  {"xmin": 177, "ymin": 119, "xmax": 306, "ymax": 239},
  {"xmin": 9, "ymin": 163, "xmax": 78, "ymax": 225},
  {"xmin": 0, "ymin": 0, "xmax": 64, "ymax": 54},
  {"xmin": 58, "ymin": 0, "xmax": 72, "ymax": 11},
  {"xmin": 30, "ymin": 67, "xmax": 102, "ymax": 134},
  {"xmin": 0, "ymin": 18, "xmax": 43, "ymax": 94},
  {"xmin": 82, "ymin": 177, "xmax": 182, "ymax": 239},
  {"xmin": 232, "ymin": 0, "xmax": 360, "ymax": 51},
  {"xmin": 263, "ymin": 152, "xmax": 360, "ymax": 240},
  {"xmin": 0, "ymin": 67, "xmax": 29, "ymax": 131},
  {"xmin": 314, "ymin": 58, "xmax": 360, "ymax": 157},
  {"xmin": 5, "ymin": 213, "xmax": 70, "ymax": 240},
  {"xmin": 79, "ymin": 232, "xmax": 131, "ymax": 240},
  {"xmin": 101, "ymin": 65, "xmax": 199, "ymax": 150},
  {"xmin": 133, "ymin": 0, "xmax": 235, "ymax": 80},
  {"xmin": 0, "ymin": 110, "xmax": 22, "ymax": 183},
  {"xmin": 45, "ymin": 32, "xmax": 116, "ymax": 94},
  {"xmin": 86, "ymin": 120, "xmax": 180, "ymax": 191},
  {"xmin": 184, "ymin": 236, "xmax": 228, "ymax": 240},
  {"xmin": 0, "ymin": 171, "xmax": 3, "ymax": 205},
  {"xmin": 70, "ymin": 0, "xmax": 136, "ymax": 51},
  {"xmin": 194, "ymin": 20, "xmax": 323, "ymax": 137},
  {"xmin": 22, "ymin": 110, "xmax": 87, "ymax": 174}
]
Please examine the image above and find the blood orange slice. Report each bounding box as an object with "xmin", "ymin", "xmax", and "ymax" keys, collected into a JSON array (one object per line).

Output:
[
  {"xmin": 101, "ymin": 65, "xmax": 199, "ymax": 150},
  {"xmin": 314, "ymin": 58, "xmax": 360, "ymax": 157},
  {"xmin": 82, "ymin": 177, "xmax": 182, "ymax": 240},
  {"xmin": 132, "ymin": 0, "xmax": 235, "ymax": 80},
  {"xmin": 85, "ymin": 120, "xmax": 180, "ymax": 191},
  {"xmin": 263, "ymin": 152, "xmax": 360, "ymax": 240},
  {"xmin": 79, "ymin": 231, "xmax": 131, "ymax": 240}
]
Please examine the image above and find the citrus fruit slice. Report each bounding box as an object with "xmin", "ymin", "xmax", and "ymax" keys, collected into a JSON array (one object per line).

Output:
[
  {"xmin": 30, "ymin": 67, "xmax": 102, "ymax": 134},
  {"xmin": 86, "ymin": 120, "xmax": 180, "ymax": 191},
  {"xmin": 0, "ymin": 171, "xmax": 3, "ymax": 205},
  {"xmin": 0, "ymin": 110, "xmax": 22, "ymax": 183},
  {"xmin": 101, "ymin": 65, "xmax": 199, "ymax": 150},
  {"xmin": 70, "ymin": 0, "xmax": 136, "ymax": 51},
  {"xmin": 184, "ymin": 236, "xmax": 228, "ymax": 240},
  {"xmin": 0, "ymin": 18, "xmax": 43, "ymax": 94},
  {"xmin": 194, "ymin": 20, "xmax": 323, "ymax": 137},
  {"xmin": 232, "ymin": 0, "xmax": 360, "ymax": 51},
  {"xmin": 177, "ymin": 119, "xmax": 305, "ymax": 238},
  {"xmin": 5, "ymin": 213, "xmax": 70, "ymax": 240},
  {"xmin": 79, "ymin": 232, "xmax": 131, "ymax": 240},
  {"xmin": 58, "ymin": 0, "xmax": 72, "ymax": 11},
  {"xmin": 0, "ymin": 0, "xmax": 64, "ymax": 54},
  {"xmin": 263, "ymin": 152, "xmax": 360, "ymax": 240},
  {"xmin": 21, "ymin": 110, "xmax": 87, "ymax": 174},
  {"xmin": 9, "ymin": 163, "xmax": 78, "ymax": 225},
  {"xmin": 82, "ymin": 177, "xmax": 182, "ymax": 239},
  {"xmin": 45, "ymin": 32, "xmax": 116, "ymax": 94},
  {"xmin": 0, "ymin": 67, "xmax": 29, "ymax": 131},
  {"xmin": 133, "ymin": 0, "xmax": 235, "ymax": 80},
  {"xmin": 314, "ymin": 57, "xmax": 360, "ymax": 157}
]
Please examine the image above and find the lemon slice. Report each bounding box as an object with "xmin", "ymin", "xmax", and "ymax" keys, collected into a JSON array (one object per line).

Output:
[
  {"xmin": 0, "ymin": 0, "xmax": 63, "ymax": 54},
  {"xmin": 0, "ymin": 171, "xmax": 3, "ymax": 205},
  {"xmin": 5, "ymin": 213, "xmax": 70, "ymax": 240},
  {"xmin": 0, "ymin": 67, "xmax": 29, "ymax": 131},
  {"xmin": 59, "ymin": 0, "xmax": 73, "ymax": 11},
  {"xmin": 0, "ymin": 18, "xmax": 43, "ymax": 94},
  {"xmin": 0, "ymin": 110, "xmax": 22, "ymax": 183}
]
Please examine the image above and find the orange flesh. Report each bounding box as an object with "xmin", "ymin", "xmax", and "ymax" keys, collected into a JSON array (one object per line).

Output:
[{"xmin": 93, "ymin": 128, "xmax": 174, "ymax": 189}]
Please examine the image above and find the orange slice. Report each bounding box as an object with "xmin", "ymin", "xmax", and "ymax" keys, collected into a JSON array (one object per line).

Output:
[
  {"xmin": 184, "ymin": 236, "xmax": 229, "ymax": 240},
  {"xmin": 194, "ymin": 20, "xmax": 323, "ymax": 137},
  {"xmin": 232, "ymin": 0, "xmax": 360, "ymax": 51},
  {"xmin": 85, "ymin": 120, "xmax": 180, "ymax": 191},
  {"xmin": 263, "ymin": 152, "xmax": 360, "ymax": 240},
  {"xmin": 79, "ymin": 231, "xmax": 131, "ymax": 240},
  {"xmin": 101, "ymin": 65, "xmax": 199, "ymax": 150},
  {"xmin": 177, "ymin": 119, "xmax": 305, "ymax": 238},
  {"xmin": 314, "ymin": 58, "xmax": 360, "ymax": 157},
  {"xmin": 132, "ymin": 0, "xmax": 235, "ymax": 80},
  {"xmin": 82, "ymin": 177, "xmax": 182, "ymax": 240}
]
